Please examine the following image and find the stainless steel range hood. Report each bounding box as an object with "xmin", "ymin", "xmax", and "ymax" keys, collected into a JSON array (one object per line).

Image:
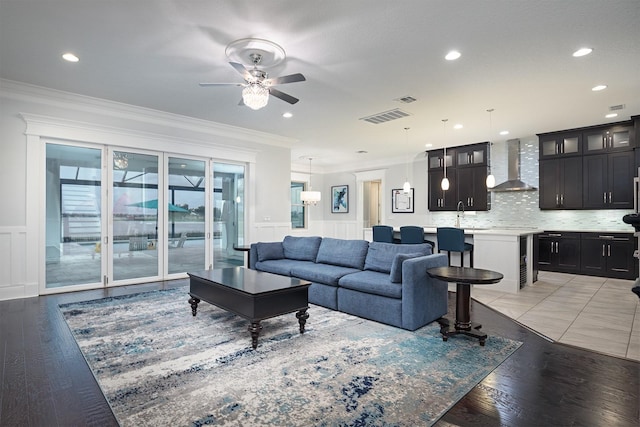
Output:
[{"xmin": 490, "ymin": 139, "xmax": 537, "ymax": 192}]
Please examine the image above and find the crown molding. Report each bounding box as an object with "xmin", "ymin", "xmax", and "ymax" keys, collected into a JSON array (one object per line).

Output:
[{"xmin": 1, "ymin": 79, "xmax": 298, "ymax": 148}]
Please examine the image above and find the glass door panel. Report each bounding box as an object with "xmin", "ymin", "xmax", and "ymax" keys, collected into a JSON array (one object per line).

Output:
[
  {"xmin": 167, "ymin": 157, "xmax": 206, "ymax": 274},
  {"xmin": 112, "ymin": 151, "xmax": 159, "ymax": 281},
  {"xmin": 213, "ymin": 163, "xmax": 245, "ymax": 267},
  {"xmin": 45, "ymin": 143, "xmax": 103, "ymax": 288}
]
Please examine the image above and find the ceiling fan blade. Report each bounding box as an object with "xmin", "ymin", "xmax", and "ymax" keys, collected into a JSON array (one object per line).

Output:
[
  {"xmin": 269, "ymin": 88, "xmax": 299, "ymax": 105},
  {"xmin": 199, "ymin": 82, "xmax": 244, "ymax": 87},
  {"xmin": 229, "ymin": 61, "xmax": 252, "ymax": 81},
  {"xmin": 263, "ymin": 73, "xmax": 306, "ymax": 86}
]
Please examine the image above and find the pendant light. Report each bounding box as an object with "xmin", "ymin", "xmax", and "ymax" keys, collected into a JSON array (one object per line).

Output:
[
  {"xmin": 403, "ymin": 127, "xmax": 411, "ymax": 194},
  {"xmin": 441, "ymin": 119, "xmax": 450, "ymax": 191},
  {"xmin": 485, "ymin": 109, "xmax": 496, "ymax": 188},
  {"xmin": 300, "ymin": 157, "xmax": 321, "ymax": 205}
]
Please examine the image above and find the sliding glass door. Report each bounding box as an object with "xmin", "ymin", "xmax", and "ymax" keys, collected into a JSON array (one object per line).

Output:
[
  {"xmin": 111, "ymin": 151, "xmax": 159, "ymax": 282},
  {"xmin": 45, "ymin": 143, "xmax": 104, "ymax": 288},
  {"xmin": 213, "ymin": 163, "xmax": 245, "ymax": 267},
  {"xmin": 43, "ymin": 142, "xmax": 247, "ymax": 292},
  {"xmin": 167, "ymin": 157, "xmax": 206, "ymax": 274}
]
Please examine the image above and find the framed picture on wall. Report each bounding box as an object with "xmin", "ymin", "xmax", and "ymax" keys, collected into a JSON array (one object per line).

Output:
[
  {"xmin": 392, "ymin": 188, "xmax": 414, "ymax": 213},
  {"xmin": 331, "ymin": 185, "xmax": 349, "ymax": 213}
]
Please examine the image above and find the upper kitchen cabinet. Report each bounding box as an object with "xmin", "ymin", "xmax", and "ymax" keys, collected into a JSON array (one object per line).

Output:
[
  {"xmin": 583, "ymin": 124, "xmax": 633, "ymax": 154},
  {"xmin": 539, "ymin": 156, "xmax": 583, "ymax": 209},
  {"xmin": 583, "ymin": 151, "xmax": 634, "ymax": 209},
  {"xmin": 456, "ymin": 142, "xmax": 488, "ymax": 167},
  {"xmin": 539, "ymin": 132, "xmax": 582, "ymax": 159},
  {"xmin": 427, "ymin": 142, "xmax": 489, "ymax": 211},
  {"xmin": 427, "ymin": 148, "xmax": 454, "ymax": 170}
]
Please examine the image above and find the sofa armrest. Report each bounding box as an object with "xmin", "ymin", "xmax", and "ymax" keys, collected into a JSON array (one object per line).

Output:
[
  {"xmin": 249, "ymin": 243, "xmax": 258, "ymax": 269},
  {"xmin": 401, "ymin": 253, "xmax": 449, "ymax": 330}
]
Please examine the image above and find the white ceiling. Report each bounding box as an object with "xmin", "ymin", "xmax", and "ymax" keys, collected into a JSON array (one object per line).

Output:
[{"xmin": 1, "ymin": 0, "xmax": 639, "ymax": 172}]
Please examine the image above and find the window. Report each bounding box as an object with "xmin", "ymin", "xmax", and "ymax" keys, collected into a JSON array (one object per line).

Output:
[{"xmin": 291, "ymin": 181, "xmax": 306, "ymax": 228}]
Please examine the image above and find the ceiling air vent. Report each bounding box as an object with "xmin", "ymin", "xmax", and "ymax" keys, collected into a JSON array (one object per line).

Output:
[
  {"xmin": 394, "ymin": 96, "xmax": 417, "ymax": 104},
  {"xmin": 359, "ymin": 108, "xmax": 411, "ymax": 124},
  {"xmin": 609, "ymin": 104, "xmax": 625, "ymax": 111}
]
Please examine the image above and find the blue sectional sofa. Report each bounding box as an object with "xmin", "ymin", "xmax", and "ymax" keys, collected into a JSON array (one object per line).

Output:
[{"xmin": 249, "ymin": 236, "xmax": 449, "ymax": 331}]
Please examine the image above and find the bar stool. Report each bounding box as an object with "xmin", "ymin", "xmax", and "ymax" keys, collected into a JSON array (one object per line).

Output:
[
  {"xmin": 372, "ymin": 225, "xmax": 394, "ymax": 243},
  {"xmin": 400, "ymin": 226, "xmax": 425, "ymax": 244},
  {"xmin": 436, "ymin": 227, "xmax": 474, "ymax": 267}
]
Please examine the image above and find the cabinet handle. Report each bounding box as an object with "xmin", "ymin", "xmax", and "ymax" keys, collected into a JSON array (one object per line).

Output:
[
  {"xmin": 609, "ymin": 192, "xmax": 612, "ymax": 203},
  {"xmin": 560, "ymin": 194, "xmax": 564, "ymax": 205},
  {"xmin": 603, "ymin": 192, "xmax": 607, "ymax": 204},
  {"xmin": 608, "ymin": 244, "xmax": 611, "ymax": 257},
  {"xmin": 602, "ymin": 244, "xmax": 606, "ymax": 257},
  {"xmin": 556, "ymin": 194, "xmax": 559, "ymax": 206},
  {"xmin": 548, "ymin": 233, "xmax": 562, "ymax": 237},
  {"xmin": 471, "ymin": 197, "xmax": 474, "ymax": 206}
]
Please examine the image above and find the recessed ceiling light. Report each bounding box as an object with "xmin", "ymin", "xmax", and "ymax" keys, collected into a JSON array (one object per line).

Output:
[
  {"xmin": 499, "ymin": 130, "xmax": 509, "ymax": 135},
  {"xmin": 572, "ymin": 47, "xmax": 593, "ymax": 57},
  {"xmin": 453, "ymin": 124, "xmax": 463, "ymax": 130},
  {"xmin": 282, "ymin": 112, "xmax": 293, "ymax": 118},
  {"xmin": 62, "ymin": 52, "xmax": 79, "ymax": 62},
  {"xmin": 425, "ymin": 143, "xmax": 433, "ymax": 148},
  {"xmin": 605, "ymin": 113, "xmax": 618, "ymax": 118},
  {"xmin": 592, "ymin": 85, "xmax": 607, "ymax": 91},
  {"xmin": 445, "ymin": 50, "xmax": 461, "ymax": 61},
  {"xmin": 356, "ymin": 150, "xmax": 368, "ymax": 154}
]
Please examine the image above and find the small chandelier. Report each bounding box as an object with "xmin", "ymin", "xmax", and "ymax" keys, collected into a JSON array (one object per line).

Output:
[
  {"xmin": 113, "ymin": 152, "xmax": 128, "ymax": 169},
  {"xmin": 300, "ymin": 158, "xmax": 321, "ymax": 205},
  {"xmin": 242, "ymin": 82, "xmax": 269, "ymax": 110}
]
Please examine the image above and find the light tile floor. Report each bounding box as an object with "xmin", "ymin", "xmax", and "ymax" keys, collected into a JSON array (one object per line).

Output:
[{"xmin": 468, "ymin": 271, "xmax": 640, "ymax": 361}]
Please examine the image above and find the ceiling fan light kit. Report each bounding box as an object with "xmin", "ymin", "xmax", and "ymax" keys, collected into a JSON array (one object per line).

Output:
[
  {"xmin": 200, "ymin": 38, "xmax": 305, "ymax": 111},
  {"xmin": 242, "ymin": 83, "xmax": 269, "ymax": 110}
]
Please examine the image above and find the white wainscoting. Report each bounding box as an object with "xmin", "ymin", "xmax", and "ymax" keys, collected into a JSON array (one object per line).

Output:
[
  {"xmin": 0, "ymin": 227, "xmax": 37, "ymax": 300},
  {"xmin": 321, "ymin": 221, "xmax": 361, "ymax": 240}
]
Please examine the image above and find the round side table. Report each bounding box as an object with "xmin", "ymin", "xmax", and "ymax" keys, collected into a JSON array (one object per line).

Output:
[{"xmin": 427, "ymin": 266, "xmax": 503, "ymax": 346}]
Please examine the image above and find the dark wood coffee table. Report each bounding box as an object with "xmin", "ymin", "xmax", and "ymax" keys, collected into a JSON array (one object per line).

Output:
[
  {"xmin": 188, "ymin": 267, "xmax": 311, "ymax": 349},
  {"xmin": 427, "ymin": 266, "xmax": 503, "ymax": 346}
]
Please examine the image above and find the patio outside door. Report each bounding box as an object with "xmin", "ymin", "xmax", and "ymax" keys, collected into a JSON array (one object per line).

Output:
[{"xmin": 213, "ymin": 163, "xmax": 245, "ymax": 267}]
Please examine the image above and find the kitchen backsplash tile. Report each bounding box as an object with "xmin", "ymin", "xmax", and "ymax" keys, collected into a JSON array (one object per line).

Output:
[{"xmin": 424, "ymin": 137, "xmax": 634, "ymax": 232}]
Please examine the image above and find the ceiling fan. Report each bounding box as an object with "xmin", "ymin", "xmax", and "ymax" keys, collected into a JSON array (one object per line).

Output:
[{"xmin": 199, "ymin": 53, "xmax": 306, "ymax": 110}]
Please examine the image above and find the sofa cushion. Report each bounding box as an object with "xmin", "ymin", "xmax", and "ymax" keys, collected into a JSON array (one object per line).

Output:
[
  {"xmin": 256, "ymin": 242, "xmax": 284, "ymax": 262},
  {"xmin": 291, "ymin": 263, "xmax": 361, "ymax": 286},
  {"xmin": 282, "ymin": 236, "xmax": 322, "ymax": 261},
  {"xmin": 316, "ymin": 238, "xmax": 369, "ymax": 269},
  {"xmin": 255, "ymin": 259, "xmax": 315, "ymax": 276},
  {"xmin": 390, "ymin": 252, "xmax": 423, "ymax": 283},
  {"xmin": 364, "ymin": 242, "xmax": 432, "ymax": 273},
  {"xmin": 338, "ymin": 270, "xmax": 402, "ymax": 299}
]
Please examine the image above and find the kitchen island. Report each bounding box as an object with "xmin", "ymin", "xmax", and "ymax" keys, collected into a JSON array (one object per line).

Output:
[{"xmin": 364, "ymin": 227, "xmax": 542, "ymax": 293}]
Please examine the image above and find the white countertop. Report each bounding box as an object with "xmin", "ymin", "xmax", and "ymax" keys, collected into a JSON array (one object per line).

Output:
[{"xmin": 388, "ymin": 227, "xmax": 543, "ymax": 236}]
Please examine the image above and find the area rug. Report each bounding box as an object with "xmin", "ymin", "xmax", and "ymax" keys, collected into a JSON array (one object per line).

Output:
[{"xmin": 59, "ymin": 287, "xmax": 521, "ymax": 426}]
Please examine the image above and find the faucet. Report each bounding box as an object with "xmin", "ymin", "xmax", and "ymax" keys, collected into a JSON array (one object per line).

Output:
[{"xmin": 456, "ymin": 201, "xmax": 465, "ymax": 228}]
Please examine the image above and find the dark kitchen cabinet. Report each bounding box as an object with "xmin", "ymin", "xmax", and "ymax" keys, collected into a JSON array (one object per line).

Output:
[
  {"xmin": 428, "ymin": 142, "xmax": 489, "ymax": 211},
  {"xmin": 428, "ymin": 170, "xmax": 458, "ymax": 211},
  {"xmin": 583, "ymin": 151, "xmax": 634, "ymax": 209},
  {"xmin": 539, "ymin": 132, "xmax": 582, "ymax": 159},
  {"xmin": 583, "ymin": 125, "xmax": 633, "ymax": 154},
  {"xmin": 539, "ymin": 156, "xmax": 583, "ymax": 209},
  {"xmin": 536, "ymin": 232, "xmax": 581, "ymax": 273},
  {"xmin": 457, "ymin": 166, "xmax": 488, "ymax": 210},
  {"xmin": 580, "ymin": 233, "xmax": 637, "ymax": 279},
  {"xmin": 456, "ymin": 143, "xmax": 488, "ymax": 167},
  {"xmin": 427, "ymin": 149, "xmax": 454, "ymax": 170}
]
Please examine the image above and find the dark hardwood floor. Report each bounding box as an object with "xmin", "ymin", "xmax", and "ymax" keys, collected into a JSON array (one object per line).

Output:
[{"xmin": 1, "ymin": 281, "xmax": 638, "ymax": 426}]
